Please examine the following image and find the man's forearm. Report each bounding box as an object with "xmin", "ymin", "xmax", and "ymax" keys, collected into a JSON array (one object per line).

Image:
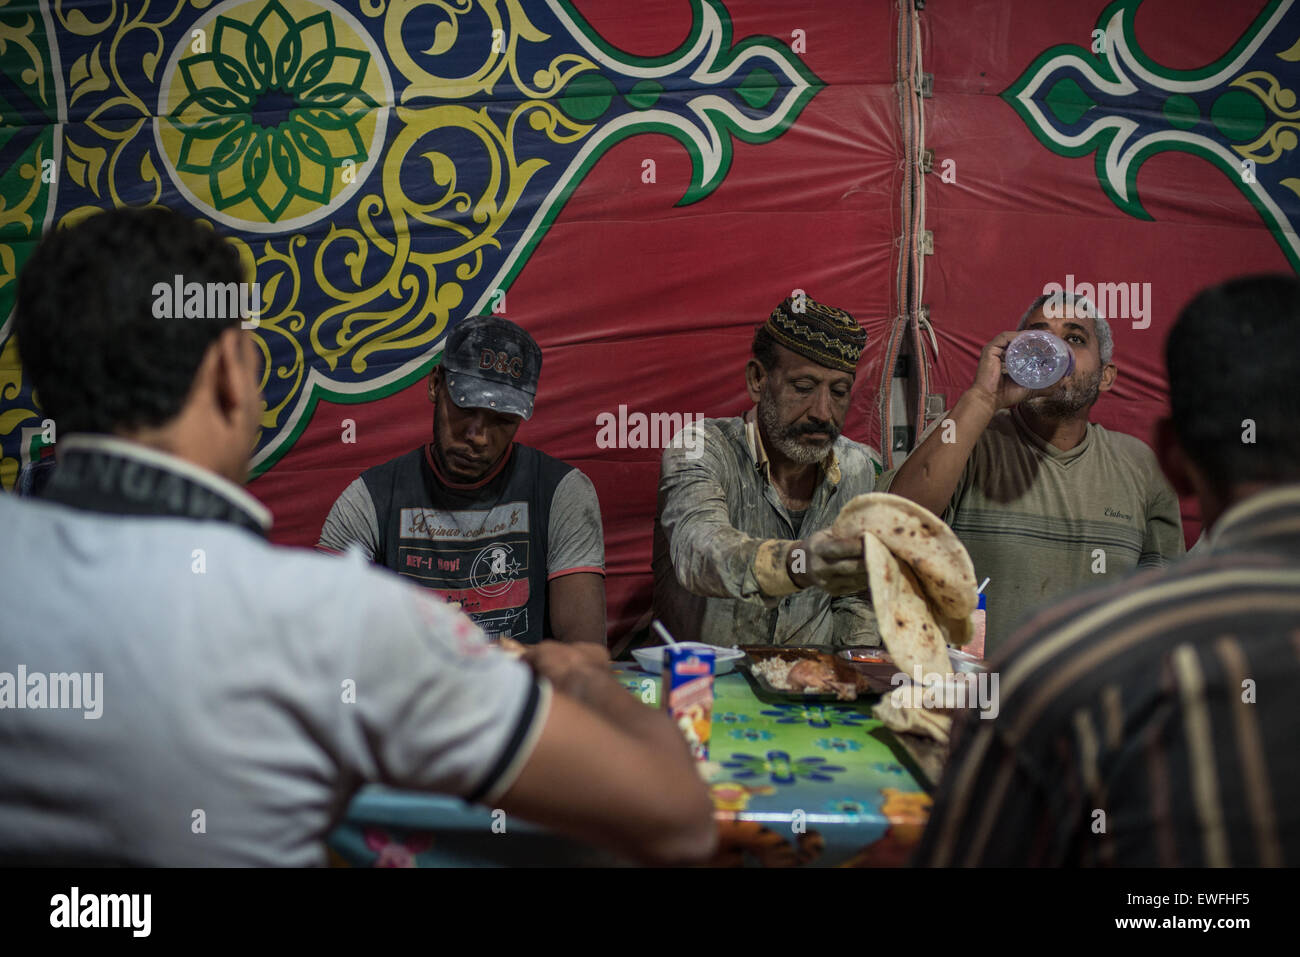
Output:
[
  {"xmin": 557, "ymin": 628, "xmax": 606, "ymax": 644},
  {"xmin": 889, "ymin": 388, "xmax": 997, "ymax": 516},
  {"xmin": 557, "ymin": 666, "xmax": 693, "ymax": 756}
]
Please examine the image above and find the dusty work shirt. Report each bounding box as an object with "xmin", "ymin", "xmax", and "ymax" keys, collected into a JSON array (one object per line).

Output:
[{"xmin": 652, "ymin": 411, "xmax": 882, "ymax": 648}]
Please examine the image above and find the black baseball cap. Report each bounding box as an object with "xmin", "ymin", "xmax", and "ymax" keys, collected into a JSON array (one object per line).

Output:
[{"xmin": 441, "ymin": 315, "xmax": 542, "ymax": 420}]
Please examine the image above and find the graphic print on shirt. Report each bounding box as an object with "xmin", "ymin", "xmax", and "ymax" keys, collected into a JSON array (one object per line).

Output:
[{"xmin": 398, "ymin": 502, "xmax": 532, "ymax": 640}]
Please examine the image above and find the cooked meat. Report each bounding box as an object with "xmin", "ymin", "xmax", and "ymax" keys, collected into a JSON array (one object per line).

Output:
[
  {"xmin": 786, "ymin": 659, "xmax": 832, "ymax": 688},
  {"xmin": 785, "ymin": 659, "xmax": 857, "ymax": 701}
]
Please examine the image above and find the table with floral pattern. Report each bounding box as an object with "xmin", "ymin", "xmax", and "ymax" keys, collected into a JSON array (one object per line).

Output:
[{"xmin": 328, "ymin": 663, "xmax": 933, "ymax": 867}]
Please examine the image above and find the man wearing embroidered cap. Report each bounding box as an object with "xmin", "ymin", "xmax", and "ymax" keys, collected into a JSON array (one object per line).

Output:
[
  {"xmin": 319, "ymin": 315, "xmax": 607, "ymax": 645},
  {"xmin": 652, "ymin": 295, "xmax": 883, "ymax": 648}
]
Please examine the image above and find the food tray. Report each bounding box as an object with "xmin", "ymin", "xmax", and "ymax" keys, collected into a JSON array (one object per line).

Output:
[
  {"xmin": 836, "ymin": 645, "xmax": 904, "ymax": 694},
  {"xmin": 736, "ymin": 646, "xmax": 878, "ymax": 702}
]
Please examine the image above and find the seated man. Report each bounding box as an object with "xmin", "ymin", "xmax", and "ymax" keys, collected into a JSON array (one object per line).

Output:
[
  {"xmin": 318, "ymin": 315, "xmax": 605, "ymax": 644},
  {"xmin": 883, "ymin": 292, "xmax": 1184, "ymax": 653},
  {"xmin": 653, "ymin": 295, "xmax": 881, "ymax": 648},
  {"xmin": 0, "ymin": 208, "xmax": 715, "ymax": 866},
  {"xmin": 914, "ymin": 274, "xmax": 1300, "ymax": 866}
]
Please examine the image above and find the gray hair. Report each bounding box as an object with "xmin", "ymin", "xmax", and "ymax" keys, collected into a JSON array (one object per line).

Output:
[{"xmin": 1018, "ymin": 291, "xmax": 1114, "ymax": 365}]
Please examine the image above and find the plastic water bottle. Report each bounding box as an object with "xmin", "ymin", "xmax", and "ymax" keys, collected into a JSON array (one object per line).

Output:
[{"xmin": 1004, "ymin": 330, "xmax": 1075, "ymax": 389}]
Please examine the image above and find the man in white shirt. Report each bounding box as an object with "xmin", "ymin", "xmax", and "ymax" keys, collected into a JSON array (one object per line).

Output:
[{"xmin": 0, "ymin": 207, "xmax": 715, "ymax": 866}]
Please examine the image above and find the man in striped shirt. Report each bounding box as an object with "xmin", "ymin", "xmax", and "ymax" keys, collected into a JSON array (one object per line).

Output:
[{"xmin": 914, "ymin": 274, "xmax": 1300, "ymax": 867}]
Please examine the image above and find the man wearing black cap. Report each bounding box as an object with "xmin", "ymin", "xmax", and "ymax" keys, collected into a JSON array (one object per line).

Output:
[
  {"xmin": 652, "ymin": 295, "xmax": 881, "ymax": 647},
  {"xmin": 319, "ymin": 315, "xmax": 606, "ymax": 645},
  {"xmin": 1, "ymin": 208, "xmax": 713, "ymax": 866}
]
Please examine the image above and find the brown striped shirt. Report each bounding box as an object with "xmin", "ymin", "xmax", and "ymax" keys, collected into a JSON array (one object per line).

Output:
[{"xmin": 912, "ymin": 484, "xmax": 1300, "ymax": 867}]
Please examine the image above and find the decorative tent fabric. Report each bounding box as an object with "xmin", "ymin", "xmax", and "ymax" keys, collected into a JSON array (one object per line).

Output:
[{"xmin": 1, "ymin": 0, "xmax": 1295, "ymax": 638}]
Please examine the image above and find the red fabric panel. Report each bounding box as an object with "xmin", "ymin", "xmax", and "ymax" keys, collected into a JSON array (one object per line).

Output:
[
  {"xmin": 920, "ymin": 0, "xmax": 1291, "ymax": 548},
  {"xmin": 251, "ymin": 2, "xmax": 905, "ymax": 641}
]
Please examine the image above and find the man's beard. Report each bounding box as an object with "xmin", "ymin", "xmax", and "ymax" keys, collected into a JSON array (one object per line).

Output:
[
  {"xmin": 1025, "ymin": 366, "xmax": 1103, "ymax": 419},
  {"xmin": 758, "ymin": 394, "xmax": 840, "ymax": 465}
]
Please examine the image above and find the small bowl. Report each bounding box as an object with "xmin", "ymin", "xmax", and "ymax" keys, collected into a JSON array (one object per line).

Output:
[
  {"xmin": 631, "ymin": 643, "xmax": 745, "ymax": 675},
  {"xmin": 838, "ymin": 646, "xmax": 893, "ymax": 664},
  {"xmin": 838, "ymin": 645, "xmax": 986, "ymax": 674}
]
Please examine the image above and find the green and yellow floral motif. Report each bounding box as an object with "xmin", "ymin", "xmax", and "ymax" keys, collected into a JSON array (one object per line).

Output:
[
  {"xmin": 158, "ymin": 0, "xmax": 389, "ymax": 227},
  {"xmin": 0, "ymin": 0, "xmax": 824, "ymax": 483}
]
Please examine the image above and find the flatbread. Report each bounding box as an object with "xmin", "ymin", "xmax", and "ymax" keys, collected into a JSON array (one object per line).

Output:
[
  {"xmin": 927, "ymin": 594, "xmax": 973, "ymax": 648},
  {"xmin": 832, "ymin": 493, "xmax": 977, "ymax": 619},
  {"xmin": 872, "ymin": 695, "xmax": 954, "ymax": 745},
  {"xmin": 863, "ymin": 532, "xmax": 953, "ymax": 680}
]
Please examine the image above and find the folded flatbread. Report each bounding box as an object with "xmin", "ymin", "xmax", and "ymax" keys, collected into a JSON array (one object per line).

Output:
[
  {"xmin": 872, "ymin": 693, "xmax": 954, "ymax": 745},
  {"xmin": 831, "ymin": 494, "xmax": 979, "ymax": 743},
  {"xmin": 862, "ymin": 531, "xmax": 952, "ymax": 679},
  {"xmin": 927, "ymin": 593, "xmax": 973, "ymax": 649},
  {"xmin": 832, "ymin": 492, "xmax": 977, "ymax": 620}
]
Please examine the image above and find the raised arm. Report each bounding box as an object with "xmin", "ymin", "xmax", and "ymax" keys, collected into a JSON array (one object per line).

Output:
[
  {"xmin": 888, "ymin": 332, "xmax": 1029, "ymax": 516},
  {"xmin": 657, "ymin": 426, "xmax": 867, "ymax": 602}
]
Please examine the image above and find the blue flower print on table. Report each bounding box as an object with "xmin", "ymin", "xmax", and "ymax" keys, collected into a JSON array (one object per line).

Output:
[
  {"xmin": 825, "ymin": 798, "xmax": 869, "ymax": 819},
  {"xmin": 721, "ymin": 751, "xmax": 848, "ymax": 785},
  {"xmin": 814, "ymin": 737, "xmax": 863, "ymax": 753},
  {"xmin": 728, "ymin": 727, "xmax": 773, "ymax": 742},
  {"xmin": 760, "ymin": 703, "xmax": 871, "ymax": 730}
]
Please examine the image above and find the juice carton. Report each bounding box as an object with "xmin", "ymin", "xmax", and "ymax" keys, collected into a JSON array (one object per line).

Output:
[{"xmin": 662, "ymin": 646, "xmax": 714, "ymax": 760}]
